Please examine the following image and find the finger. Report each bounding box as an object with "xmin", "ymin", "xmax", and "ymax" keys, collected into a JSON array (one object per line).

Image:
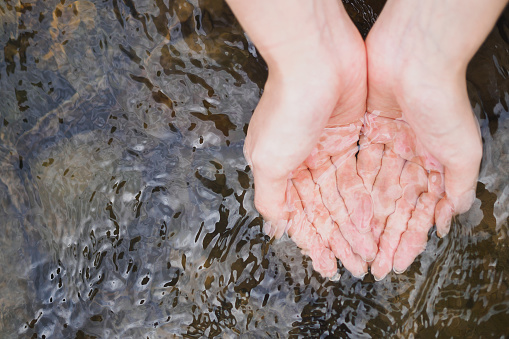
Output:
[
  {"xmin": 271, "ymin": 180, "xmax": 294, "ymax": 240},
  {"xmin": 357, "ymin": 138, "xmax": 384, "ymax": 192},
  {"xmin": 392, "ymin": 193, "xmax": 436, "ymax": 274},
  {"xmin": 432, "ymin": 171, "xmax": 456, "ymax": 238},
  {"xmin": 294, "ymin": 167, "xmax": 367, "ymax": 278},
  {"xmin": 392, "ymin": 171, "xmax": 443, "ymax": 273},
  {"xmin": 292, "ymin": 168, "xmax": 334, "ymax": 236},
  {"xmin": 329, "ymin": 228, "xmax": 368, "ymax": 278},
  {"xmin": 435, "ymin": 197, "xmax": 454, "ymax": 238},
  {"xmin": 370, "ymin": 162, "xmax": 427, "ymax": 280},
  {"xmin": 427, "ymin": 170, "xmax": 445, "ymax": 198},
  {"xmin": 363, "ymin": 113, "xmax": 439, "ymax": 170},
  {"xmin": 252, "ymin": 170, "xmax": 289, "ymax": 238},
  {"xmin": 334, "ymin": 154, "xmax": 373, "ymax": 233},
  {"xmin": 309, "ymin": 158, "xmax": 377, "ymax": 262},
  {"xmin": 308, "ymin": 160, "xmax": 344, "ymax": 223},
  {"xmin": 286, "ymin": 183, "xmax": 338, "ymax": 278},
  {"xmin": 370, "ymin": 147, "xmax": 406, "ymax": 243},
  {"xmin": 441, "ymin": 164, "xmax": 478, "ymax": 214}
]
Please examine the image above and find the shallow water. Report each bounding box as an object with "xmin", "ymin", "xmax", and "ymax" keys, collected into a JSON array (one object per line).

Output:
[{"xmin": 0, "ymin": 0, "xmax": 508, "ymax": 337}]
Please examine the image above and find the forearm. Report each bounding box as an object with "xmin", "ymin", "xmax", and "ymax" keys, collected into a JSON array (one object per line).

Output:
[
  {"xmin": 225, "ymin": 0, "xmax": 359, "ymax": 75},
  {"xmin": 375, "ymin": 0, "xmax": 508, "ymax": 74}
]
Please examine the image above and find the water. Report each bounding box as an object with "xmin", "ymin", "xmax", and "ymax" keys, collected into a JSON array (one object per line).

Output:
[{"xmin": 0, "ymin": 0, "xmax": 508, "ymax": 337}]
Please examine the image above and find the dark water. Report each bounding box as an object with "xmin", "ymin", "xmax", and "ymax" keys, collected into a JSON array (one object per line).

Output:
[{"xmin": 0, "ymin": 0, "xmax": 508, "ymax": 337}]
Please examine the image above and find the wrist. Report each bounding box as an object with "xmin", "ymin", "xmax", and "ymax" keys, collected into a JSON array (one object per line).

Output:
[{"xmin": 369, "ymin": 0, "xmax": 508, "ymax": 81}]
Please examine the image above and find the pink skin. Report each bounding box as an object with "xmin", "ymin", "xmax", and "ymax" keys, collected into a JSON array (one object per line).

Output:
[
  {"xmin": 227, "ymin": 0, "xmax": 507, "ymax": 279},
  {"xmin": 304, "ymin": 123, "xmax": 373, "ymax": 236},
  {"xmin": 359, "ymin": 112, "xmax": 446, "ymax": 280},
  {"xmin": 285, "ymin": 181, "xmax": 367, "ymax": 278},
  {"xmin": 359, "ymin": 0, "xmax": 506, "ymax": 279},
  {"xmin": 225, "ymin": 0, "xmax": 375, "ymax": 277},
  {"xmin": 370, "ymin": 162, "xmax": 428, "ymax": 280},
  {"xmin": 266, "ymin": 122, "xmax": 376, "ymax": 277},
  {"xmin": 303, "ymin": 124, "xmax": 377, "ymax": 261},
  {"xmin": 393, "ymin": 171, "xmax": 445, "ymax": 273},
  {"xmin": 367, "ymin": 147, "xmax": 406, "ymax": 244},
  {"xmin": 226, "ymin": 0, "xmax": 370, "ymax": 242},
  {"xmin": 364, "ymin": 0, "xmax": 508, "ymax": 251}
]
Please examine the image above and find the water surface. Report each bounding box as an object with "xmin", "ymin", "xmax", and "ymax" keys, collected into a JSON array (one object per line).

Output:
[{"xmin": 0, "ymin": 0, "xmax": 508, "ymax": 337}]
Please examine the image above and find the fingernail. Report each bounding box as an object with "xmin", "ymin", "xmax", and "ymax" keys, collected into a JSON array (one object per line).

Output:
[
  {"xmin": 263, "ymin": 221, "xmax": 272, "ymax": 236},
  {"xmin": 444, "ymin": 218, "xmax": 452, "ymax": 234},
  {"xmin": 353, "ymin": 271, "xmax": 367, "ymax": 279},
  {"xmin": 269, "ymin": 229, "xmax": 276, "ymax": 239},
  {"xmin": 284, "ymin": 219, "xmax": 293, "ymax": 234},
  {"xmin": 330, "ymin": 272, "xmax": 341, "ymax": 281},
  {"xmin": 243, "ymin": 145, "xmax": 253, "ymax": 167},
  {"xmin": 373, "ymin": 273, "xmax": 387, "ymax": 282},
  {"xmin": 393, "ymin": 266, "xmax": 407, "ymax": 275},
  {"xmin": 437, "ymin": 217, "xmax": 451, "ymax": 238}
]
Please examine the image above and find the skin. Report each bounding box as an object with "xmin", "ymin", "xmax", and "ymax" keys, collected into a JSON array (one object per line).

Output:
[
  {"xmin": 359, "ymin": 113, "xmax": 446, "ymax": 279},
  {"xmin": 364, "ymin": 0, "xmax": 508, "ymax": 279},
  {"xmin": 226, "ymin": 0, "xmax": 508, "ymax": 279},
  {"xmin": 226, "ymin": 0, "xmax": 375, "ymax": 277}
]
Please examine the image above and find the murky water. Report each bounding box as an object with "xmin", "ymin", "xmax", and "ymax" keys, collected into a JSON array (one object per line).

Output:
[{"xmin": 0, "ymin": 0, "xmax": 508, "ymax": 337}]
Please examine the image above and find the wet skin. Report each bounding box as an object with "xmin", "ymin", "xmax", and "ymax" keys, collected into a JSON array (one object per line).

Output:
[
  {"xmin": 279, "ymin": 112, "xmax": 448, "ymax": 279},
  {"xmin": 233, "ymin": 1, "xmax": 375, "ymax": 277},
  {"xmin": 359, "ymin": 113, "xmax": 447, "ymax": 280},
  {"xmin": 226, "ymin": 0, "xmax": 507, "ymax": 279}
]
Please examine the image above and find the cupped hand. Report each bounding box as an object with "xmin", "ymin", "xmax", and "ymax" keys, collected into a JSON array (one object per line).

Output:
[
  {"xmin": 231, "ymin": 0, "xmax": 504, "ymax": 280},
  {"xmin": 360, "ymin": 3, "xmax": 483, "ymax": 279},
  {"xmin": 242, "ymin": 3, "xmax": 376, "ymax": 278}
]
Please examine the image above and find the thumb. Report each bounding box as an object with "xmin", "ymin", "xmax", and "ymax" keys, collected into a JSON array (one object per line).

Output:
[
  {"xmin": 435, "ymin": 124, "xmax": 482, "ymax": 237},
  {"xmin": 244, "ymin": 144, "xmax": 291, "ymax": 239},
  {"xmin": 252, "ymin": 169, "xmax": 290, "ymax": 239},
  {"xmin": 435, "ymin": 166, "xmax": 479, "ymax": 238}
]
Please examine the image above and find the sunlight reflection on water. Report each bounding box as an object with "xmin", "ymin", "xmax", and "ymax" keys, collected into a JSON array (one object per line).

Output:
[{"xmin": 0, "ymin": 0, "xmax": 508, "ymax": 337}]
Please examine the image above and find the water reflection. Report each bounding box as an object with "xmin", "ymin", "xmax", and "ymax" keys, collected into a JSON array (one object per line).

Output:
[{"xmin": 0, "ymin": 0, "xmax": 508, "ymax": 337}]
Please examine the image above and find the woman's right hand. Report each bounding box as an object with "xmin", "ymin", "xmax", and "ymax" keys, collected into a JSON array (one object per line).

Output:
[{"xmin": 361, "ymin": 0, "xmax": 507, "ymax": 280}]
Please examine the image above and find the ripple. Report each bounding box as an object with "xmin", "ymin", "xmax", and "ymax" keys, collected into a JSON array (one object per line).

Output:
[{"xmin": 0, "ymin": 0, "xmax": 508, "ymax": 337}]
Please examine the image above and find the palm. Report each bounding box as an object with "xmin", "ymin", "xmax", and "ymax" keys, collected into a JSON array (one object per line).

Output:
[
  {"xmin": 284, "ymin": 119, "xmax": 377, "ymax": 278},
  {"xmin": 361, "ymin": 18, "xmax": 481, "ymax": 279}
]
